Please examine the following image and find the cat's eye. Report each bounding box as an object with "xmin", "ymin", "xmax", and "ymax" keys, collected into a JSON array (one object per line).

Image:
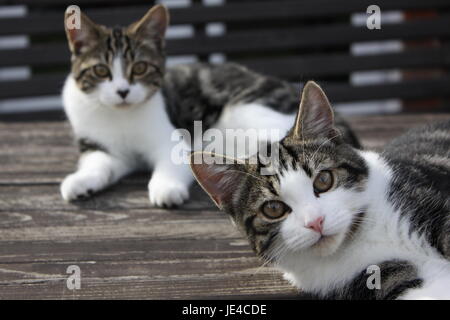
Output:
[
  {"xmin": 261, "ymin": 200, "xmax": 292, "ymax": 220},
  {"xmin": 132, "ymin": 62, "xmax": 148, "ymax": 76},
  {"xmin": 93, "ymin": 64, "xmax": 110, "ymax": 78},
  {"xmin": 313, "ymin": 170, "xmax": 334, "ymax": 194}
]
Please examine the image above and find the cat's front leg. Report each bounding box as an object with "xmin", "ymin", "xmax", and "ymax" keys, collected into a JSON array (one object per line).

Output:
[
  {"xmin": 61, "ymin": 151, "xmax": 131, "ymax": 201},
  {"xmin": 148, "ymin": 161, "xmax": 192, "ymax": 207}
]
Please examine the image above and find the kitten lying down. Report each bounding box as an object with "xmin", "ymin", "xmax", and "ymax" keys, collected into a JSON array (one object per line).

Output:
[
  {"xmin": 61, "ymin": 5, "xmax": 359, "ymax": 207},
  {"xmin": 191, "ymin": 81, "xmax": 450, "ymax": 300}
]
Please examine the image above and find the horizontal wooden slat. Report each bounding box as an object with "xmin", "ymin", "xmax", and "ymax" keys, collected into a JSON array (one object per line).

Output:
[
  {"xmin": 0, "ymin": 43, "xmax": 69, "ymax": 67},
  {"xmin": 0, "ymin": 184, "xmax": 216, "ymax": 212},
  {"xmin": 167, "ymin": 15, "xmax": 450, "ymax": 56},
  {"xmin": 0, "ymin": 73, "xmax": 66, "ymax": 99},
  {"xmin": 325, "ymin": 76, "xmax": 450, "ymax": 102},
  {"xmin": 0, "ymin": 265, "xmax": 296, "ymax": 299},
  {"xmin": 7, "ymin": 0, "xmax": 446, "ymax": 12},
  {"xmin": 5, "ymin": 0, "xmax": 157, "ymax": 5},
  {"xmin": 0, "ymin": 0, "xmax": 449, "ymax": 36},
  {"xmin": 242, "ymin": 46, "xmax": 450, "ymax": 79}
]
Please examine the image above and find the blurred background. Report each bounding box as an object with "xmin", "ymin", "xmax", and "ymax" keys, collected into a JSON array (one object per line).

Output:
[{"xmin": 0, "ymin": 0, "xmax": 449, "ymax": 120}]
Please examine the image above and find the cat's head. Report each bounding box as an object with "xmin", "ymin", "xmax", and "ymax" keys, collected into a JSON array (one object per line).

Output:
[
  {"xmin": 64, "ymin": 5, "xmax": 168, "ymax": 108},
  {"xmin": 191, "ymin": 81, "xmax": 368, "ymax": 262}
]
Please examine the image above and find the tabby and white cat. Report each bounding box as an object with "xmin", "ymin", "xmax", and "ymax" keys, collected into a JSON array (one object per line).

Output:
[
  {"xmin": 61, "ymin": 5, "xmax": 358, "ymax": 207},
  {"xmin": 191, "ymin": 81, "xmax": 450, "ymax": 299}
]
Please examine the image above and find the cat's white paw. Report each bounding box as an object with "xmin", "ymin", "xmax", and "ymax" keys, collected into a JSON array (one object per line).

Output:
[
  {"xmin": 148, "ymin": 177, "xmax": 189, "ymax": 207},
  {"xmin": 61, "ymin": 172, "xmax": 107, "ymax": 201}
]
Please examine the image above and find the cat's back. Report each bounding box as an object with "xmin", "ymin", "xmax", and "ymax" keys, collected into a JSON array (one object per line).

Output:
[
  {"xmin": 163, "ymin": 62, "xmax": 295, "ymax": 106},
  {"xmin": 382, "ymin": 119, "xmax": 450, "ymax": 175},
  {"xmin": 162, "ymin": 62, "xmax": 298, "ymax": 133},
  {"xmin": 381, "ymin": 119, "xmax": 450, "ymax": 258}
]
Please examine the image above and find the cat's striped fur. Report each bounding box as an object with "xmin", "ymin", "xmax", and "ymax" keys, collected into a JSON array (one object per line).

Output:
[{"xmin": 383, "ymin": 120, "xmax": 450, "ymax": 259}]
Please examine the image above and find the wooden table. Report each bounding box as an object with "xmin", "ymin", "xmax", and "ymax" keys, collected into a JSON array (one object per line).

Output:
[{"xmin": 0, "ymin": 113, "xmax": 449, "ymax": 299}]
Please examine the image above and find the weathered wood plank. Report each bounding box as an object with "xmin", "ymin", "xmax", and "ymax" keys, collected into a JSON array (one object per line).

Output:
[
  {"xmin": 0, "ymin": 268, "xmax": 297, "ymax": 299},
  {"xmin": 0, "ymin": 183, "xmax": 215, "ymax": 211},
  {"xmin": 0, "ymin": 233, "xmax": 298, "ymax": 299},
  {"xmin": 0, "ymin": 249, "xmax": 260, "ymax": 282},
  {"xmin": 0, "ymin": 238, "xmax": 251, "ymax": 264},
  {"xmin": 0, "ymin": 209, "xmax": 233, "ymax": 242}
]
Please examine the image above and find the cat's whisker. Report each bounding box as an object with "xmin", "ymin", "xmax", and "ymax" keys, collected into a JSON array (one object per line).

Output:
[
  {"xmin": 263, "ymin": 235, "xmax": 289, "ymax": 265},
  {"xmin": 254, "ymin": 260, "xmax": 271, "ymax": 274}
]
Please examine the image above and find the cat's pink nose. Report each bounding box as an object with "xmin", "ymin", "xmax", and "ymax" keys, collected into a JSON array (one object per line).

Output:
[{"xmin": 306, "ymin": 216, "xmax": 324, "ymax": 234}]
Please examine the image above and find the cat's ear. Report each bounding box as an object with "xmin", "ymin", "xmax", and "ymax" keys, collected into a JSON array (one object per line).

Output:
[
  {"xmin": 291, "ymin": 81, "xmax": 338, "ymax": 140},
  {"xmin": 64, "ymin": 7, "xmax": 102, "ymax": 55},
  {"xmin": 190, "ymin": 152, "xmax": 248, "ymax": 209},
  {"xmin": 127, "ymin": 4, "xmax": 169, "ymax": 42}
]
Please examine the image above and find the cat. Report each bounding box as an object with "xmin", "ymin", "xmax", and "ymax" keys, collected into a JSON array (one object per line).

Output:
[
  {"xmin": 61, "ymin": 4, "xmax": 359, "ymax": 207},
  {"xmin": 190, "ymin": 81, "xmax": 450, "ymax": 299}
]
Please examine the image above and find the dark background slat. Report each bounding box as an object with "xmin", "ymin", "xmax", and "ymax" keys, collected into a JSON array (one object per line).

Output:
[
  {"xmin": 0, "ymin": 74, "xmax": 66, "ymax": 99},
  {"xmin": 243, "ymin": 46, "xmax": 450, "ymax": 79},
  {"xmin": 166, "ymin": 16, "xmax": 450, "ymax": 55},
  {"xmin": 1, "ymin": 0, "xmax": 450, "ymax": 35}
]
